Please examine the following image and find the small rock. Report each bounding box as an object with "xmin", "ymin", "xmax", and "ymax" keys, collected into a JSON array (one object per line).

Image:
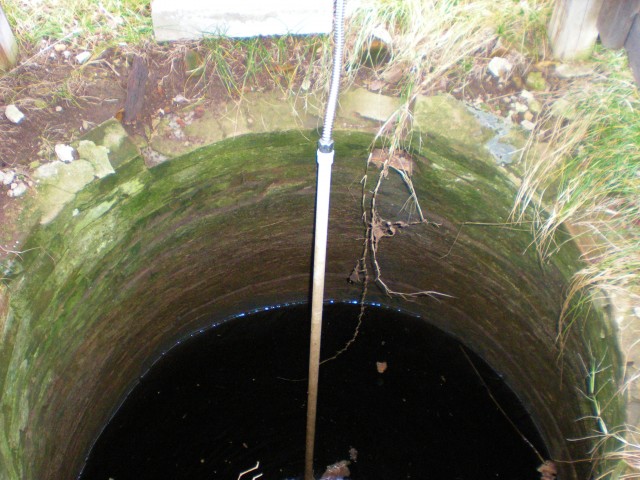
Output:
[
  {"xmin": 54, "ymin": 43, "xmax": 67, "ymax": 52},
  {"xmin": 528, "ymin": 99, "xmax": 542, "ymax": 114},
  {"xmin": 5, "ymin": 104, "xmax": 26, "ymax": 124},
  {"xmin": 55, "ymin": 106, "xmax": 63, "ymax": 112},
  {"xmin": 487, "ymin": 57, "xmax": 512, "ymax": 78},
  {"xmin": 521, "ymin": 119, "xmax": 536, "ymax": 131},
  {"xmin": 520, "ymin": 90, "xmax": 534, "ymax": 101},
  {"xmin": 551, "ymin": 97, "xmax": 577, "ymax": 120},
  {"xmin": 554, "ymin": 63, "xmax": 593, "ymax": 79},
  {"xmin": 523, "ymin": 111, "xmax": 534, "ymax": 122},
  {"xmin": 514, "ymin": 102, "xmax": 529, "ymax": 113},
  {"xmin": 172, "ymin": 94, "xmax": 188, "ymax": 104},
  {"xmin": 382, "ymin": 64, "xmax": 404, "ymax": 84},
  {"xmin": 371, "ymin": 25, "xmax": 392, "ymax": 45},
  {"xmin": 2, "ymin": 170, "xmax": 15, "ymax": 185},
  {"xmin": 77, "ymin": 140, "xmax": 115, "ymax": 178},
  {"xmin": 525, "ymin": 71, "xmax": 547, "ymax": 91},
  {"xmin": 55, "ymin": 144, "xmax": 76, "ymax": 163},
  {"xmin": 8, "ymin": 182, "xmax": 27, "ymax": 197},
  {"xmin": 75, "ymin": 51, "xmax": 92, "ymax": 64},
  {"xmin": 62, "ymin": 50, "xmax": 72, "ymax": 59}
]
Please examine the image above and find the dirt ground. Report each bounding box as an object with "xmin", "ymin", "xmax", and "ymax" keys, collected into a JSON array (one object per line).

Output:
[{"xmin": 0, "ymin": 36, "xmax": 566, "ymax": 259}]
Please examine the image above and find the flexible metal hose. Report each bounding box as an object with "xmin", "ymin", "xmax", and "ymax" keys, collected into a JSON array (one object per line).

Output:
[{"xmin": 319, "ymin": 0, "xmax": 346, "ymax": 151}]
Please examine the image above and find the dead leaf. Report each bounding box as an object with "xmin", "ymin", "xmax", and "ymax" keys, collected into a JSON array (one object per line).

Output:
[
  {"xmin": 320, "ymin": 460, "xmax": 351, "ymax": 480},
  {"xmin": 367, "ymin": 78, "xmax": 386, "ymax": 91},
  {"xmin": 382, "ymin": 64, "xmax": 404, "ymax": 84},
  {"xmin": 348, "ymin": 262, "xmax": 364, "ymax": 284},
  {"xmin": 537, "ymin": 461, "xmax": 557, "ymax": 480},
  {"xmin": 534, "ymin": 60, "xmax": 558, "ymax": 70},
  {"xmin": 349, "ymin": 447, "xmax": 358, "ymax": 462},
  {"xmin": 194, "ymin": 105, "xmax": 205, "ymax": 119},
  {"xmin": 369, "ymin": 148, "xmax": 415, "ymax": 175}
]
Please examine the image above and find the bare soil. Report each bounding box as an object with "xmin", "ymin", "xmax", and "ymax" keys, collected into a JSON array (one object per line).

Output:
[{"xmin": 0, "ymin": 36, "xmax": 563, "ymax": 259}]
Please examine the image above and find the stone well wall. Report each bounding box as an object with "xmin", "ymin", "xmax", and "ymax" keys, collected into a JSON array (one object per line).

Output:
[{"xmin": 0, "ymin": 93, "xmax": 623, "ymax": 479}]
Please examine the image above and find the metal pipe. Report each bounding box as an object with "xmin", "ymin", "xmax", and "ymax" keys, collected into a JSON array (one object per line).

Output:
[
  {"xmin": 305, "ymin": 1, "xmax": 346, "ymax": 478},
  {"xmin": 304, "ymin": 148, "xmax": 334, "ymax": 480},
  {"xmin": 319, "ymin": 0, "xmax": 346, "ymax": 150}
]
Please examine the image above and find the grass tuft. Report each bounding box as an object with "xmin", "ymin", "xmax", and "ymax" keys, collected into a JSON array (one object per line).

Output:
[
  {"xmin": 513, "ymin": 48, "xmax": 640, "ymax": 336},
  {"xmin": 3, "ymin": 0, "xmax": 152, "ymax": 50}
]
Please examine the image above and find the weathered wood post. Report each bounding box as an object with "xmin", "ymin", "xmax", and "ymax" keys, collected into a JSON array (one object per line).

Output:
[
  {"xmin": 549, "ymin": 0, "xmax": 605, "ymax": 59},
  {"xmin": 0, "ymin": 4, "xmax": 18, "ymax": 71},
  {"xmin": 626, "ymin": 15, "xmax": 640, "ymax": 84},
  {"xmin": 597, "ymin": 0, "xmax": 640, "ymax": 48}
]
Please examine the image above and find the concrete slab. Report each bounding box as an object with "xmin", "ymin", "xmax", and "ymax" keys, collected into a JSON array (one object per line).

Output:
[
  {"xmin": 339, "ymin": 88, "xmax": 403, "ymax": 124},
  {"xmin": 152, "ymin": 0, "xmax": 333, "ymax": 41}
]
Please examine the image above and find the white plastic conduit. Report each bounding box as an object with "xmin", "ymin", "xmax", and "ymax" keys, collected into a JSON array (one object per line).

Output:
[{"xmin": 305, "ymin": 0, "xmax": 346, "ymax": 478}]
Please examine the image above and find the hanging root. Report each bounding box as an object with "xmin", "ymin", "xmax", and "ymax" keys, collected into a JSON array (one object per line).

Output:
[{"xmin": 366, "ymin": 151, "xmax": 451, "ymax": 300}]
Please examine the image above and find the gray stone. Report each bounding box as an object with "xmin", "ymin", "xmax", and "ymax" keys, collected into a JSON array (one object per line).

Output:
[
  {"xmin": 528, "ymin": 99, "xmax": 542, "ymax": 114},
  {"xmin": 33, "ymin": 160, "xmax": 97, "ymax": 224},
  {"xmin": 521, "ymin": 119, "xmax": 536, "ymax": 131},
  {"xmin": 520, "ymin": 90, "xmax": 534, "ymax": 101},
  {"xmin": 339, "ymin": 88, "xmax": 403, "ymax": 123},
  {"xmin": 8, "ymin": 182, "xmax": 27, "ymax": 198},
  {"xmin": 487, "ymin": 57, "xmax": 512, "ymax": 78},
  {"xmin": 35, "ymin": 160, "xmax": 95, "ymax": 193},
  {"xmin": 77, "ymin": 140, "xmax": 115, "ymax": 179},
  {"xmin": 525, "ymin": 72, "xmax": 547, "ymax": 91},
  {"xmin": 5, "ymin": 104, "xmax": 25, "ymax": 124},
  {"xmin": 554, "ymin": 63, "xmax": 593, "ymax": 79},
  {"xmin": 2, "ymin": 170, "xmax": 15, "ymax": 185},
  {"xmin": 55, "ymin": 144, "xmax": 76, "ymax": 163},
  {"xmin": 551, "ymin": 97, "xmax": 577, "ymax": 120},
  {"xmin": 80, "ymin": 119, "xmax": 139, "ymax": 169},
  {"xmin": 75, "ymin": 51, "xmax": 91, "ymax": 64},
  {"xmin": 514, "ymin": 102, "xmax": 529, "ymax": 113}
]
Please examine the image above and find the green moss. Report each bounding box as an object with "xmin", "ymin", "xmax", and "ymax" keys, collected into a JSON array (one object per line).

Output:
[{"xmin": 0, "ymin": 128, "xmax": 623, "ymax": 480}]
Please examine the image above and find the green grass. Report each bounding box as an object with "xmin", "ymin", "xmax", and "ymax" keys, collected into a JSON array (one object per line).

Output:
[
  {"xmin": 514, "ymin": 48, "xmax": 639, "ymax": 320},
  {"xmin": 2, "ymin": 0, "xmax": 152, "ymax": 50}
]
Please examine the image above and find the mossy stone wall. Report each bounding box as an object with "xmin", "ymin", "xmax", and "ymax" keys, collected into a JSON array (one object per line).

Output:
[{"xmin": 0, "ymin": 125, "xmax": 621, "ymax": 480}]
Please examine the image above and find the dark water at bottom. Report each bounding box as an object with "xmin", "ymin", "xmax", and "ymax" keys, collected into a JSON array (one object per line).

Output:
[{"xmin": 79, "ymin": 303, "xmax": 547, "ymax": 480}]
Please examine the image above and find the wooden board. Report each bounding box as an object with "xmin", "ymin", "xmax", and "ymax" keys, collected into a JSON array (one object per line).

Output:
[
  {"xmin": 549, "ymin": 0, "xmax": 605, "ymax": 59},
  {"xmin": 0, "ymin": 5, "xmax": 18, "ymax": 71},
  {"xmin": 598, "ymin": 0, "xmax": 640, "ymax": 49},
  {"xmin": 626, "ymin": 14, "xmax": 640, "ymax": 85},
  {"xmin": 123, "ymin": 55, "xmax": 148, "ymax": 124}
]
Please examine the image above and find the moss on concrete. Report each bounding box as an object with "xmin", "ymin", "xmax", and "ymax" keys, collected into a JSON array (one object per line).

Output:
[{"xmin": 0, "ymin": 97, "xmax": 623, "ymax": 480}]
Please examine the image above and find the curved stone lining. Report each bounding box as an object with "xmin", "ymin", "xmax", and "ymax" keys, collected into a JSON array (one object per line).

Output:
[{"xmin": 0, "ymin": 117, "xmax": 623, "ymax": 479}]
